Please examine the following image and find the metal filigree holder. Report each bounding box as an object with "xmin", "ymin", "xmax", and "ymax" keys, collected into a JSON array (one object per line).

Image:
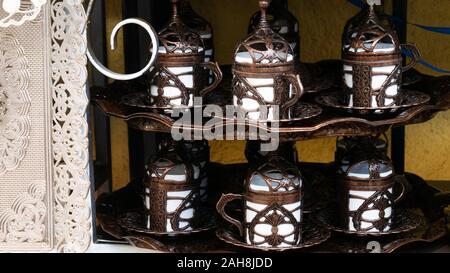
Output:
[
  {"xmin": 143, "ymin": 144, "xmax": 200, "ymax": 233},
  {"xmin": 134, "ymin": 0, "xmax": 222, "ymax": 109},
  {"xmin": 233, "ymin": 62, "xmax": 304, "ymax": 120},
  {"xmin": 179, "ymin": 0, "xmax": 214, "ymax": 61},
  {"xmin": 179, "ymin": 141, "xmax": 210, "ymax": 203},
  {"xmin": 338, "ymin": 175, "xmax": 407, "ymax": 233},
  {"xmin": 232, "ymin": 0, "xmax": 304, "ymax": 121},
  {"xmin": 248, "ymin": 0, "xmax": 300, "ymax": 60},
  {"xmin": 217, "ymin": 155, "xmax": 305, "ymax": 248},
  {"xmin": 342, "ymin": 4, "xmax": 421, "ymax": 109},
  {"xmin": 335, "ymin": 143, "xmax": 409, "ymax": 234}
]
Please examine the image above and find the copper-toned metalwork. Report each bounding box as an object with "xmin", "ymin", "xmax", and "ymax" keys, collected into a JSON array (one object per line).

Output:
[
  {"xmin": 336, "ymin": 144, "xmax": 408, "ymax": 234},
  {"xmin": 216, "ymin": 155, "xmax": 303, "ymax": 248},
  {"xmin": 143, "ymin": 140, "xmax": 200, "ymax": 233},
  {"xmin": 179, "ymin": 0, "xmax": 214, "ymax": 62},
  {"xmin": 117, "ymin": 208, "xmax": 215, "ymax": 236},
  {"xmin": 248, "ymin": 0, "xmax": 300, "ymax": 60},
  {"xmin": 232, "ymin": 0, "xmax": 304, "ymax": 121},
  {"xmin": 178, "ymin": 141, "xmax": 210, "ymax": 203},
  {"xmin": 342, "ymin": 3, "xmax": 421, "ymax": 109},
  {"xmin": 92, "ymin": 61, "xmax": 450, "ymax": 141},
  {"xmin": 216, "ymin": 219, "xmax": 330, "ymax": 252},
  {"xmin": 97, "ymin": 163, "xmax": 448, "ymax": 253},
  {"xmin": 220, "ymin": 102, "xmax": 323, "ymax": 123},
  {"xmin": 316, "ymin": 89, "xmax": 430, "ymax": 115},
  {"xmin": 147, "ymin": 0, "xmax": 222, "ymax": 109},
  {"xmin": 335, "ymin": 133, "xmax": 388, "ymax": 164},
  {"xmin": 314, "ymin": 208, "xmax": 422, "ymax": 237}
]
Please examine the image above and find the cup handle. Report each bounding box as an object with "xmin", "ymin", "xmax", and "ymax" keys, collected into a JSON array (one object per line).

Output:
[
  {"xmin": 393, "ymin": 175, "xmax": 409, "ymax": 204},
  {"xmin": 280, "ymin": 73, "xmax": 304, "ymax": 118},
  {"xmin": 401, "ymin": 43, "xmax": 421, "ymax": 72},
  {"xmin": 87, "ymin": 18, "xmax": 159, "ymax": 80},
  {"xmin": 216, "ymin": 194, "xmax": 244, "ymax": 236},
  {"xmin": 198, "ymin": 62, "xmax": 223, "ymax": 97}
]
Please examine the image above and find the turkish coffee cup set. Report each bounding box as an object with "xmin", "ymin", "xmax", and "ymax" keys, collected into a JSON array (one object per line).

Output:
[{"xmin": 92, "ymin": 0, "xmax": 427, "ymax": 250}]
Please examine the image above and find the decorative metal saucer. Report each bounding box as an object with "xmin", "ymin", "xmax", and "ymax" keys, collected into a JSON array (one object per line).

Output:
[
  {"xmin": 218, "ymin": 102, "xmax": 323, "ymax": 124},
  {"xmin": 117, "ymin": 207, "xmax": 216, "ymax": 237},
  {"xmin": 315, "ymin": 90, "xmax": 430, "ymax": 115},
  {"xmin": 313, "ymin": 207, "xmax": 423, "ymax": 237},
  {"xmin": 216, "ymin": 219, "xmax": 331, "ymax": 252},
  {"xmin": 120, "ymin": 92, "xmax": 200, "ymax": 111}
]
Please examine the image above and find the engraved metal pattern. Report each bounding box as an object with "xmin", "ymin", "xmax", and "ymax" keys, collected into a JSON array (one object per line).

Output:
[
  {"xmin": 178, "ymin": 141, "xmax": 210, "ymax": 202},
  {"xmin": 316, "ymin": 90, "xmax": 430, "ymax": 115},
  {"xmin": 0, "ymin": 180, "xmax": 46, "ymax": 243},
  {"xmin": 237, "ymin": 0, "xmax": 293, "ymax": 65},
  {"xmin": 144, "ymin": 143, "xmax": 199, "ymax": 233},
  {"xmin": 314, "ymin": 208, "xmax": 422, "ymax": 236},
  {"xmin": 148, "ymin": 66, "xmax": 190, "ymax": 108},
  {"xmin": 349, "ymin": 188, "xmax": 393, "ymax": 232},
  {"xmin": 178, "ymin": 0, "xmax": 213, "ymax": 63},
  {"xmin": 146, "ymin": 1, "xmax": 222, "ymax": 109},
  {"xmin": 0, "ymin": 0, "xmax": 47, "ymax": 27},
  {"xmin": 342, "ymin": 5, "xmax": 405, "ymax": 108},
  {"xmin": 92, "ymin": 60, "xmax": 449, "ymax": 141},
  {"xmin": 51, "ymin": 0, "xmax": 91, "ymax": 253},
  {"xmin": 216, "ymin": 219, "xmax": 330, "ymax": 252},
  {"xmin": 158, "ymin": 0, "xmax": 203, "ymax": 55},
  {"xmin": 247, "ymin": 203, "xmax": 301, "ymax": 247},
  {"xmin": 117, "ymin": 208, "xmax": 215, "ymax": 237},
  {"xmin": 0, "ymin": 31, "xmax": 30, "ymax": 176},
  {"xmin": 248, "ymin": 0, "xmax": 300, "ymax": 59},
  {"xmin": 217, "ymin": 155, "xmax": 304, "ymax": 248},
  {"xmin": 232, "ymin": 1, "xmax": 303, "ymax": 120},
  {"xmin": 247, "ymin": 155, "xmax": 302, "ymax": 194}
]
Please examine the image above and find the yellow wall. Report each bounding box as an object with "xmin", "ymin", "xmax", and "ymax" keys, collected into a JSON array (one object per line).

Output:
[
  {"xmin": 105, "ymin": 0, "xmax": 130, "ymax": 191},
  {"xmin": 104, "ymin": 0, "xmax": 450, "ymax": 190},
  {"xmin": 405, "ymin": 0, "xmax": 450, "ymax": 180}
]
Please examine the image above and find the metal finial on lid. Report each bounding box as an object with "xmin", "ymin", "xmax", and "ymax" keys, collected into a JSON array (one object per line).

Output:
[
  {"xmin": 171, "ymin": 0, "xmax": 179, "ymax": 19},
  {"xmin": 258, "ymin": 0, "xmax": 271, "ymax": 29}
]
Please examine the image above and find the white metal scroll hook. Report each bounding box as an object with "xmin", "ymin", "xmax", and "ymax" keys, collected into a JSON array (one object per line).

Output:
[{"xmin": 85, "ymin": 1, "xmax": 159, "ymax": 80}]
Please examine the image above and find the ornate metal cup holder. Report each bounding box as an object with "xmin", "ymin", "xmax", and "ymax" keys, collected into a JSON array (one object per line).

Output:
[
  {"xmin": 216, "ymin": 218, "xmax": 331, "ymax": 252},
  {"xmin": 216, "ymin": 102, "xmax": 323, "ymax": 124},
  {"xmin": 316, "ymin": 90, "xmax": 431, "ymax": 116},
  {"xmin": 117, "ymin": 207, "xmax": 216, "ymax": 237},
  {"xmin": 313, "ymin": 207, "xmax": 424, "ymax": 237}
]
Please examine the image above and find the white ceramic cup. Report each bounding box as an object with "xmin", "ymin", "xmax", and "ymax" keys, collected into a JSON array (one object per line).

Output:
[
  {"xmin": 150, "ymin": 46, "xmax": 222, "ymax": 108},
  {"xmin": 343, "ymin": 42, "xmax": 399, "ymax": 108},
  {"xmin": 217, "ymin": 172, "xmax": 302, "ymax": 248},
  {"xmin": 339, "ymin": 167, "xmax": 406, "ymax": 233},
  {"xmin": 233, "ymin": 51, "xmax": 302, "ymax": 121},
  {"xmin": 145, "ymin": 162, "xmax": 200, "ymax": 231}
]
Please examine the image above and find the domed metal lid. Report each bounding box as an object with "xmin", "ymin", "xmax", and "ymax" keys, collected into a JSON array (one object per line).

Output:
[
  {"xmin": 342, "ymin": 2, "xmax": 400, "ymax": 58},
  {"xmin": 158, "ymin": 0, "xmax": 204, "ymax": 56},
  {"xmin": 248, "ymin": 0, "xmax": 299, "ymax": 56},
  {"xmin": 234, "ymin": 0, "xmax": 294, "ymax": 65},
  {"xmin": 246, "ymin": 155, "xmax": 302, "ymax": 194},
  {"xmin": 339, "ymin": 145, "xmax": 395, "ymax": 181},
  {"xmin": 146, "ymin": 139, "xmax": 198, "ymax": 184}
]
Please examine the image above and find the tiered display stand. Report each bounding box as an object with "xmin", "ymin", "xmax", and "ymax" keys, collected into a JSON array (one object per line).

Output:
[{"xmin": 92, "ymin": 61, "xmax": 450, "ymax": 253}]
